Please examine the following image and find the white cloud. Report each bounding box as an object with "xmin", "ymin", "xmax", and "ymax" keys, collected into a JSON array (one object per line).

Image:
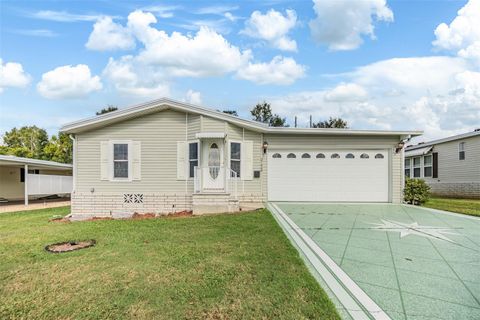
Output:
[
  {"xmin": 86, "ymin": 17, "xmax": 135, "ymax": 51},
  {"xmin": 127, "ymin": 10, "xmax": 252, "ymax": 77},
  {"xmin": 269, "ymin": 56, "xmax": 480, "ymax": 140},
  {"xmin": 0, "ymin": 59, "xmax": 31, "ymax": 93},
  {"xmin": 433, "ymin": 0, "xmax": 480, "ymax": 65},
  {"xmin": 237, "ymin": 56, "xmax": 305, "ymax": 85},
  {"xmin": 324, "ymin": 83, "xmax": 368, "ymax": 102},
  {"xmin": 309, "ymin": 0, "xmax": 393, "ymax": 51},
  {"xmin": 30, "ymin": 10, "xmax": 106, "ymax": 22},
  {"xmin": 184, "ymin": 90, "xmax": 202, "ymax": 104},
  {"xmin": 37, "ymin": 64, "xmax": 102, "ymax": 99},
  {"xmin": 14, "ymin": 29, "xmax": 58, "ymax": 37},
  {"xmin": 242, "ymin": 9, "xmax": 297, "ymax": 51},
  {"xmin": 141, "ymin": 5, "xmax": 180, "ymax": 18},
  {"xmin": 194, "ymin": 5, "xmax": 239, "ymax": 15},
  {"xmin": 103, "ymin": 56, "xmax": 170, "ymax": 98}
]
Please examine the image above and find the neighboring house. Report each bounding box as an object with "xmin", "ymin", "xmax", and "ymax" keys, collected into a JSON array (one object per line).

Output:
[
  {"xmin": 0, "ymin": 155, "xmax": 73, "ymax": 205},
  {"xmin": 405, "ymin": 130, "xmax": 480, "ymax": 199},
  {"xmin": 61, "ymin": 98, "xmax": 421, "ymax": 217}
]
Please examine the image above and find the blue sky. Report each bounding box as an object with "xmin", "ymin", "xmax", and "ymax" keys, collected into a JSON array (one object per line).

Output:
[{"xmin": 1, "ymin": 0, "xmax": 479, "ymax": 141}]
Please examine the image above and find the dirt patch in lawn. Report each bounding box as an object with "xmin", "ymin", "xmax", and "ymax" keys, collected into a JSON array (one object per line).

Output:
[
  {"xmin": 166, "ymin": 210, "xmax": 193, "ymax": 218},
  {"xmin": 45, "ymin": 240, "xmax": 96, "ymax": 253}
]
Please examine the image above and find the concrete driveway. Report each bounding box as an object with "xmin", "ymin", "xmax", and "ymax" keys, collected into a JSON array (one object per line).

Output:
[{"xmin": 269, "ymin": 203, "xmax": 480, "ymax": 320}]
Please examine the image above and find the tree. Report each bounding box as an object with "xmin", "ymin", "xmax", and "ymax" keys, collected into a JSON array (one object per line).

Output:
[
  {"xmin": 43, "ymin": 132, "xmax": 73, "ymax": 163},
  {"xmin": 250, "ymin": 101, "xmax": 287, "ymax": 127},
  {"xmin": 0, "ymin": 126, "xmax": 49, "ymax": 159},
  {"xmin": 222, "ymin": 110, "xmax": 238, "ymax": 116},
  {"xmin": 312, "ymin": 117, "xmax": 348, "ymax": 129},
  {"xmin": 96, "ymin": 105, "xmax": 118, "ymax": 115}
]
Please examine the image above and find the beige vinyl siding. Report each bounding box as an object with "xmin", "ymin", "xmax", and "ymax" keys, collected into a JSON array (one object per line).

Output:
[
  {"xmin": 0, "ymin": 167, "xmax": 24, "ymax": 200},
  {"xmin": 202, "ymin": 116, "xmax": 226, "ymax": 132},
  {"xmin": 76, "ymin": 109, "xmax": 187, "ymax": 193},
  {"xmin": 406, "ymin": 135, "xmax": 480, "ymax": 183},
  {"xmin": 187, "ymin": 114, "xmax": 201, "ymax": 140},
  {"xmin": 391, "ymin": 149, "xmax": 402, "ymax": 203}
]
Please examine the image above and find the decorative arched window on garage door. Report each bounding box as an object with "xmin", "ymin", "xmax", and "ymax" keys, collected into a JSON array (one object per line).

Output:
[
  {"xmin": 331, "ymin": 153, "xmax": 340, "ymax": 159},
  {"xmin": 345, "ymin": 153, "xmax": 355, "ymax": 159},
  {"xmin": 287, "ymin": 153, "xmax": 296, "ymax": 158},
  {"xmin": 301, "ymin": 153, "xmax": 311, "ymax": 158},
  {"xmin": 360, "ymin": 153, "xmax": 369, "ymax": 159},
  {"xmin": 316, "ymin": 153, "xmax": 325, "ymax": 159},
  {"xmin": 375, "ymin": 153, "xmax": 385, "ymax": 159},
  {"xmin": 272, "ymin": 153, "xmax": 282, "ymax": 158}
]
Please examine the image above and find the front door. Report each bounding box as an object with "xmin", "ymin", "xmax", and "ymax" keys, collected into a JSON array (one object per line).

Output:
[{"xmin": 201, "ymin": 139, "xmax": 225, "ymax": 191}]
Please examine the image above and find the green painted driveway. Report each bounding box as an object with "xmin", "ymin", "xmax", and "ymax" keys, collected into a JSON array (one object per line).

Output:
[{"xmin": 272, "ymin": 203, "xmax": 480, "ymax": 320}]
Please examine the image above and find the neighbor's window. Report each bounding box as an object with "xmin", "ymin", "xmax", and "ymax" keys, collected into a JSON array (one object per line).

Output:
[
  {"xmin": 424, "ymin": 155, "xmax": 432, "ymax": 177},
  {"xmin": 230, "ymin": 142, "xmax": 241, "ymax": 178},
  {"xmin": 287, "ymin": 153, "xmax": 296, "ymax": 158},
  {"xmin": 301, "ymin": 153, "xmax": 311, "ymax": 158},
  {"xmin": 404, "ymin": 158, "xmax": 411, "ymax": 178},
  {"xmin": 459, "ymin": 142, "xmax": 465, "ymax": 160},
  {"xmin": 413, "ymin": 157, "xmax": 421, "ymax": 178},
  {"xmin": 113, "ymin": 143, "xmax": 129, "ymax": 178},
  {"xmin": 189, "ymin": 142, "xmax": 198, "ymax": 178}
]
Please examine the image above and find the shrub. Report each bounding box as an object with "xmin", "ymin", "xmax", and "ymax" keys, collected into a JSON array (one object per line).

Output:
[{"xmin": 404, "ymin": 177, "xmax": 431, "ymax": 205}]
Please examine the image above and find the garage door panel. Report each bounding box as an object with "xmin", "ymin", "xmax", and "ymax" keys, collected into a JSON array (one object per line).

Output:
[{"xmin": 268, "ymin": 150, "xmax": 389, "ymax": 202}]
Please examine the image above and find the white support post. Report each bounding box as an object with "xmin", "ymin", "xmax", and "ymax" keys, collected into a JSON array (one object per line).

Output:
[{"xmin": 24, "ymin": 164, "xmax": 28, "ymax": 206}]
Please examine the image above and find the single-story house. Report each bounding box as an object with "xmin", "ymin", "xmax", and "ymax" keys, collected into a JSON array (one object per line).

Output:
[
  {"xmin": 405, "ymin": 130, "xmax": 480, "ymax": 199},
  {"xmin": 61, "ymin": 98, "xmax": 422, "ymax": 217},
  {"xmin": 0, "ymin": 155, "xmax": 73, "ymax": 205}
]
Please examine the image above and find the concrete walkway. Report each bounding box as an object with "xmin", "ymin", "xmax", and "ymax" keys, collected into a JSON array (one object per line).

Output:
[{"xmin": 0, "ymin": 199, "xmax": 70, "ymax": 213}]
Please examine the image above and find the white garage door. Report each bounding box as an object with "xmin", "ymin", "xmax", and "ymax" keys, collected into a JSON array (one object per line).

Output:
[{"xmin": 268, "ymin": 150, "xmax": 389, "ymax": 202}]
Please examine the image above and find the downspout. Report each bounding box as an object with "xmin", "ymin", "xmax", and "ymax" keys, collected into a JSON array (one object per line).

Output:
[{"xmin": 69, "ymin": 134, "xmax": 76, "ymax": 193}]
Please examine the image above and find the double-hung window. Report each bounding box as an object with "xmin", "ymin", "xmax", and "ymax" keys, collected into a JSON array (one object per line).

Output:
[
  {"xmin": 230, "ymin": 142, "xmax": 241, "ymax": 178},
  {"xmin": 113, "ymin": 143, "xmax": 129, "ymax": 179},
  {"xmin": 189, "ymin": 142, "xmax": 199, "ymax": 178},
  {"xmin": 459, "ymin": 142, "xmax": 465, "ymax": 160},
  {"xmin": 423, "ymin": 155, "xmax": 432, "ymax": 177},
  {"xmin": 413, "ymin": 157, "xmax": 421, "ymax": 178},
  {"xmin": 404, "ymin": 158, "xmax": 411, "ymax": 178}
]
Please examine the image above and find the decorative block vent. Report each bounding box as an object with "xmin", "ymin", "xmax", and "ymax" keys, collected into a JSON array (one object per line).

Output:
[{"xmin": 124, "ymin": 193, "xmax": 144, "ymax": 204}]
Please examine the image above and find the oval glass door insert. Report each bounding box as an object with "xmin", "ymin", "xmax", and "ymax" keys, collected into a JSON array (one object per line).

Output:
[{"xmin": 208, "ymin": 143, "xmax": 220, "ymax": 179}]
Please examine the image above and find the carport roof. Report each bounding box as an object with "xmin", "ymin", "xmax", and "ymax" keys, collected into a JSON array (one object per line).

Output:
[
  {"xmin": 60, "ymin": 97, "xmax": 423, "ymax": 139},
  {"xmin": 0, "ymin": 155, "xmax": 72, "ymax": 170}
]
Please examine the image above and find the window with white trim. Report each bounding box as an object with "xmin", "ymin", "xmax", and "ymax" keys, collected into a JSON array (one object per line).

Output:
[
  {"xmin": 404, "ymin": 158, "xmax": 411, "ymax": 178},
  {"xmin": 424, "ymin": 155, "xmax": 432, "ymax": 177},
  {"xmin": 230, "ymin": 142, "xmax": 241, "ymax": 178},
  {"xmin": 189, "ymin": 142, "xmax": 198, "ymax": 178},
  {"xmin": 113, "ymin": 143, "xmax": 129, "ymax": 178},
  {"xmin": 459, "ymin": 142, "xmax": 465, "ymax": 160},
  {"xmin": 413, "ymin": 157, "xmax": 421, "ymax": 178}
]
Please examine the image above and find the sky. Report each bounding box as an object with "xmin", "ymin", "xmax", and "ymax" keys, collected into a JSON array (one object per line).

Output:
[{"xmin": 0, "ymin": 0, "xmax": 479, "ymax": 142}]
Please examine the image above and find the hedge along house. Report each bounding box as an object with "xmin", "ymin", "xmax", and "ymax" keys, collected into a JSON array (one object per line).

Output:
[{"xmin": 61, "ymin": 98, "xmax": 422, "ymax": 218}]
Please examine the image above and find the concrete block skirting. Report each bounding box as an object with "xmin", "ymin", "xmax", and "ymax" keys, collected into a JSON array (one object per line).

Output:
[
  {"xmin": 428, "ymin": 182, "xmax": 480, "ymax": 199},
  {"xmin": 71, "ymin": 192, "xmax": 265, "ymax": 218}
]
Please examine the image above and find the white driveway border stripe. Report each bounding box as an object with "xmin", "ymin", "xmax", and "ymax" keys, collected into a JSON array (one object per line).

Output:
[
  {"xmin": 268, "ymin": 203, "xmax": 371, "ymax": 320},
  {"xmin": 271, "ymin": 203, "xmax": 392, "ymax": 320}
]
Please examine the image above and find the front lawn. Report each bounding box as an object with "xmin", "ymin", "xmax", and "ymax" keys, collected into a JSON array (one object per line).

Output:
[
  {"xmin": 0, "ymin": 207, "xmax": 339, "ymax": 320},
  {"xmin": 423, "ymin": 197, "xmax": 480, "ymax": 217}
]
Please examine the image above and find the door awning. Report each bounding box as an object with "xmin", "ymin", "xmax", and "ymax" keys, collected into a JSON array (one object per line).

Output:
[
  {"xmin": 405, "ymin": 146, "xmax": 433, "ymax": 157},
  {"xmin": 195, "ymin": 132, "xmax": 226, "ymax": 139}
]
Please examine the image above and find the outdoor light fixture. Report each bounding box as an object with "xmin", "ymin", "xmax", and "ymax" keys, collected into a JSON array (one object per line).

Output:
[
  {"xmin": 262, "ymin": 141, "xmax": 269, "ymax": 154},
  {"xmin": 395, "ymin": 141, "xmax": 405, "ymax": 153}
]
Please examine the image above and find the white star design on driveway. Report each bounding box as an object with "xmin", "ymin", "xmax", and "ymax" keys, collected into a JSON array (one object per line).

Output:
[{"xmin": 370, "ymin": 219, "xmax": 458, "ymax": 243}]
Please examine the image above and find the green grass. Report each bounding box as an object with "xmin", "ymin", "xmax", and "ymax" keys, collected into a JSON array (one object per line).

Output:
[
  {"xmin": 423, "ymin": 197, "xmax": 480, "ymax": 217},
  {"xmin": 0, "ymin": 207, "xmax": 339, "ymax": 320}
]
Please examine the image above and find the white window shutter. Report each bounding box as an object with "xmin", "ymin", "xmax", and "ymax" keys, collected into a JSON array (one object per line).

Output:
[
  {"xmin": 100, "ymin": 141, "xmax": 109, "ymax": 181},
  {"xmin": 132, "ymin": 141, "xmax": 141, "ymax": 181},
  {"xmin": 241, "ymin": 141, "xmax": 253, "ymax": 180},
  {"xmin": 177, "ymin": 141, "xmax": 187, "ymax": 180}
]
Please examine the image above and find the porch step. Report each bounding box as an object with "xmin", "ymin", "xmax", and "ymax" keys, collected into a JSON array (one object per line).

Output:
[{"xmin": 192, "ymin": 193, "xmax": 239, "ymax": 215}]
